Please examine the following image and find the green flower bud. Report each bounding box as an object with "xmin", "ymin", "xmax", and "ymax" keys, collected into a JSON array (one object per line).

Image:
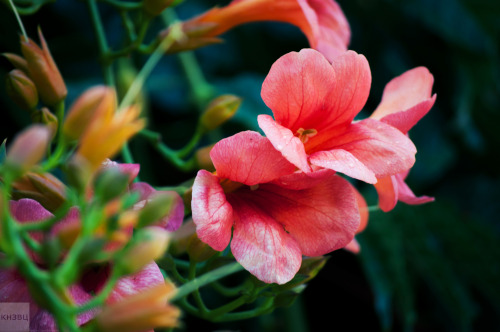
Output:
[
  {"xmin": 6, "ymin": 69, "xmax": 38, "ymax": 110},
  {"xmin": 199, "ymin": 95, "xmax": 241, "ymax": 131}
]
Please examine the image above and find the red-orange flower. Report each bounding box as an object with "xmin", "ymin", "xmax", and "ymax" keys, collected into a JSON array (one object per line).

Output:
[
  {"xmin": 258, "ymin": 49, "xmax": 417, "ymax": 184},
  {"xmin": 179, "ymin": 0, "xmax": 350, "ymax": 61},
  {"xmin": 370, "ymin": 67, "xmax": 436, "ymax": 211},
  {"xmin": 192, "ymin": 131, "xmax": 360, "ymax": 284}
]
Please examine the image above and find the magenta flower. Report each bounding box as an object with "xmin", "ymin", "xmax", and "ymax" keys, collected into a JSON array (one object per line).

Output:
[
  {"xmin": 191, "ymin": 131, "xmax": 360, "ymax": 284},
  {"xmin": 370, "ymin": 67, "xmax": 436, "ymax": 211},
  {"xmin": 257, "ymin": 48, "xmax": 417, "ymax": 184},
  {"xmin": 0, "ymin": 198, "xmax": 167, "ymax": 330}
]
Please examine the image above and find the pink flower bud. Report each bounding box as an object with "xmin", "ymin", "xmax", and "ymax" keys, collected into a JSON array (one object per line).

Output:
[{"xmin": 6, "ymin": 125, "xmax": 52, "ymax": 172}]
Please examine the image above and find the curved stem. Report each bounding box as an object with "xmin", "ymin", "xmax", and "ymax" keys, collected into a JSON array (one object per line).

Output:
[
  {"xmin": 118, "ymin": 22, "xmax": 183, "ymax": 111},
  {"xmin": 87, "ymin": 0, "xmax": 115, "ymax": 86},
  {"xmin": 172, "ymin": 262, "xmax": 244, "ymax": 301},
  {"xmin": 8, "ymin": 0, "xmax": 27, "ymax": 39}
]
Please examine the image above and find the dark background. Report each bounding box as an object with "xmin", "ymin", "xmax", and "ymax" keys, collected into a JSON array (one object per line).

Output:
[{"xmin": 1, "ymin": 0, "xmax": 499, "ymax": 331}]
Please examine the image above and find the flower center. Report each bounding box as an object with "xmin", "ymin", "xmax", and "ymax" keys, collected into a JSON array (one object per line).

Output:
[
  {"xmin": 295, "ymin": 128, "xmax": 318, "ymax": 143},
  {"xmin": 219, "ymin": 178, "xmax": 245, "ymax": 193}
]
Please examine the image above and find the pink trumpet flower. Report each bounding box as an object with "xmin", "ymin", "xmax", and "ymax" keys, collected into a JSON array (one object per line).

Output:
[
  {"xmin": 258, "ymin": 48, "xmax": 417, "ymax": 184},
  {"xmin": 191, "ymin": 131, "xmax": 360, "ymax": 284},
  {"xmin": 370, "ymin": 67, "xmax": 436, "ymax": 211}
]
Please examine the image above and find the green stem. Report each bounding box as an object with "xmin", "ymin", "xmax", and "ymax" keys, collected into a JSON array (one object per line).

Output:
[
  {"xmin": 367, "ymin": 205, "xmax": 381, "ymax": 212},
  {"xmin": 211, "ymin": 280, "xmax": 245, "ymax": 297},
  {"xmin": 8, "ymin": 0, "xmax": 28, "ymax": 39},
  {"xmin": 172, "ymin": 262, "xmax": 244, "ymax": 301},
  {"xmin": 214, "ymin": 297, "xmax": 274, "ymax": 322},
  {"xmin": 162, "ymin": 10, "xmax": 214, "ymax": 110},
  {"xmin": 139, "ymin": 129, "xmax": 197, "ymax": 171},
  {"xmin": 100, "ymin": 0, "xmax": 142, "ymax": 10},
  {"xmin": 118, "ymin": 22, "xmax": 183, "ymax": 111},
  {"xmin": 87, "ymin": 0, "xmax": 115, "ymax": 86},
  {"xmin": 175, "ymin": 125, "xmax": 204, "ymax": 159}
]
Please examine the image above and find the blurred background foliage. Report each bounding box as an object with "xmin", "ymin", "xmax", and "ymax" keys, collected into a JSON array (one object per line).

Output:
[{"xmin": 1, "ymin": 0, "xmax": 499, "ymax": 331}]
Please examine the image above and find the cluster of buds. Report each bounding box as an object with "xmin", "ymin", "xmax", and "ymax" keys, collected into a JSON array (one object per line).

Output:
[{"xmin": 4, "ymin": 28, "xmax": 66, "ymax": 116}]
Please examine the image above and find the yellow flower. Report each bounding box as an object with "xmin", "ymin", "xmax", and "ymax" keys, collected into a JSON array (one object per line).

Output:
[{"xmin": 74, "ymin": 88, "xmax": 145, "ymax": 171}]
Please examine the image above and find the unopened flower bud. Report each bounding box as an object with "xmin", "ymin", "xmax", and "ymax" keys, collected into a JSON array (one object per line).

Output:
[
  {"xmin": 66, "ymin": 154, "xmax": 93, "ymax": 193},
  {"xmin": 187, "ymin": 233, "xmax": 217, "ymax": 262},
  {"xmin": 93, "ymin": 282, "xmax": 179, "ymax": 332},
  {"xmin": 32, "ymin": 107, "xmax": 58, "ymax": 137},
  {"xmin": 195, "ymin": 144, "xmax": 215, "ymax": 171},
  {"xmin": 93, "ymin": 167, "xmax": 130, "ymax": 203},
  {"xmin": 119, "ymin": 227, "xmax": 170, "ymax": 275},
  {"xmin": 20, "ymin": 28, "xmax": 67, "ymax": 106},
  {"xmin": 12, "ymin": 172, "xmax": 66, "ymax": 212},
  {"xmin": 161, "ymin": 22, "xmax": 222, "ymax": 54},
  {"xmin": 199, "ymin": 95, "xmax": 241, "ymax": 131},
  {"xmin": 6, "ymin": 69, "xmax": 38, "ymax": 110},
  {"xmin": 63, "ymin": 86, "xmax": 116, "ymax": 141},
  {"xmin": 169, "ymin": 219, "xmax": 217, "ymax": 261},
  {"xmin": 6, "ymin": 125, "xmax": 52, "ymax": 173},
  {"xmin": 137, "ymin": 192, "xmax": 179, "ymax": 228},
  {"xmin": 144, "ymin": 0, "xmax": 175, "ymax": 17},
  {"xmin": 2, "ymin": 53, "xmax": 29, "ymax": 73}
]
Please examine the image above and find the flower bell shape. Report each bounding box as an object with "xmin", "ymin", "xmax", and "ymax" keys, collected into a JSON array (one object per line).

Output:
[
  {"xmin": 369, "ymin": 67, "xmax": 436, "ymax": 211},
  {"xmin": 257, "ymin": 49, "xmax": 417, "ymax": 184},
  {"xmin": 73, "ymin": 87, "xmax": 145, "ymax": 172},
  {"xmin": 180, "ymin": 0, "xmax": 350, "ymax": 61},
  {"xmin": 191, "ymin": 131, "xmax": 360, "ymax": 284}
]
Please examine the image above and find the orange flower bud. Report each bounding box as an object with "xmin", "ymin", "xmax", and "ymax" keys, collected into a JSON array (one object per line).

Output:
[
  {"xmin": 63, "ymin": 86, "xmax": 116, "ymax": 141},
  {"xmin": 5, "ymin": 69, "xmax": 38, "ymax": 110},
  {"xmin": 160, "ymin": 22, "xmax": 222, "ymax": 53},
  {"xmin": 195, "ymin": 144, "xmax": 215, "ymax": 171},
  {"xmin": 6, "ymin": 125, "xmax": 52, "ymax": 172},
  {"xmin": 12, "ymin": 172, "xmax": 66, "ymax": 212},
  {"xmin": 118, "ymin": 227, "xmax": 170, "ymax": 275},
  {"xmin": 20, "ymin": 28, "xmax": 67, "ymax": 106},
  {"xmin": 143, "ymin": 0, "xmax": 175, "ymax": 17},
  {"xmin": 2, "ymin": 53, "xmax": 30, "ymax": 74},
  {"xmin": 94, "ymin": 282, "xmax": 179, "ymax": 332},
  {"xmin": 32, "ymin": 108, "xmax": 58, "ymax": 137},
  {"xmin": 75, "ymin": 103, "xmax": 145, "ymax": 172},
  {"xmin": 199, "ymin": 94, "xmax": 241, "ymax": 131}
]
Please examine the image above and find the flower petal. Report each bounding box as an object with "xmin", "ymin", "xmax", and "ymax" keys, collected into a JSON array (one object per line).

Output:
[
  {"xmin": 371, "ymin": 67, "xmax": 436, "ymax": 133},
  {"xmin": 242, "ymin": 175, "xmax": 360, "ymax": 257},
  {"xmin": 372, "ymin": 67, "xmax": 434, "ymax": 118},
  {"xmin": 229, "ymin": 197, "xmax": 302, "ymax": 285},
  {"xmin": 210, "ymin": 131, "xmax": 296, "ymax": 185},
  {"xmin": 261, "ymin": 49, "xmax": 370, "ymax": 136},
  {"xmin": 270, "ymin": 168, "xmax": 336, "ymax": 190},
  {"xmin": 107, "ymin": 263, "xmax": 165, "ymax": 303},
  {"xmin": 191, "ymin": 170, "xmax": 233, "ymax": 251},
  {"xmin": 300, "ymin": 0, "xmax": 350, "ymax": 61},
  {"xmin": 321, "ymin": 118, "xmax": 417, "ymax": 179},
  {"xmin": 374, "ymin": 175, "xmax": 398, "ymax": 212},
  {"xmin": 394, "ymin": 173, "xmax": 435, "ymax": 206},
  {"xmin": 309, "ymin": 149, "xmax": 377, "ymax": 183},
  {"xmin": 257, "ymin": 115, "xmax": 311, "ymax": 173}
]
